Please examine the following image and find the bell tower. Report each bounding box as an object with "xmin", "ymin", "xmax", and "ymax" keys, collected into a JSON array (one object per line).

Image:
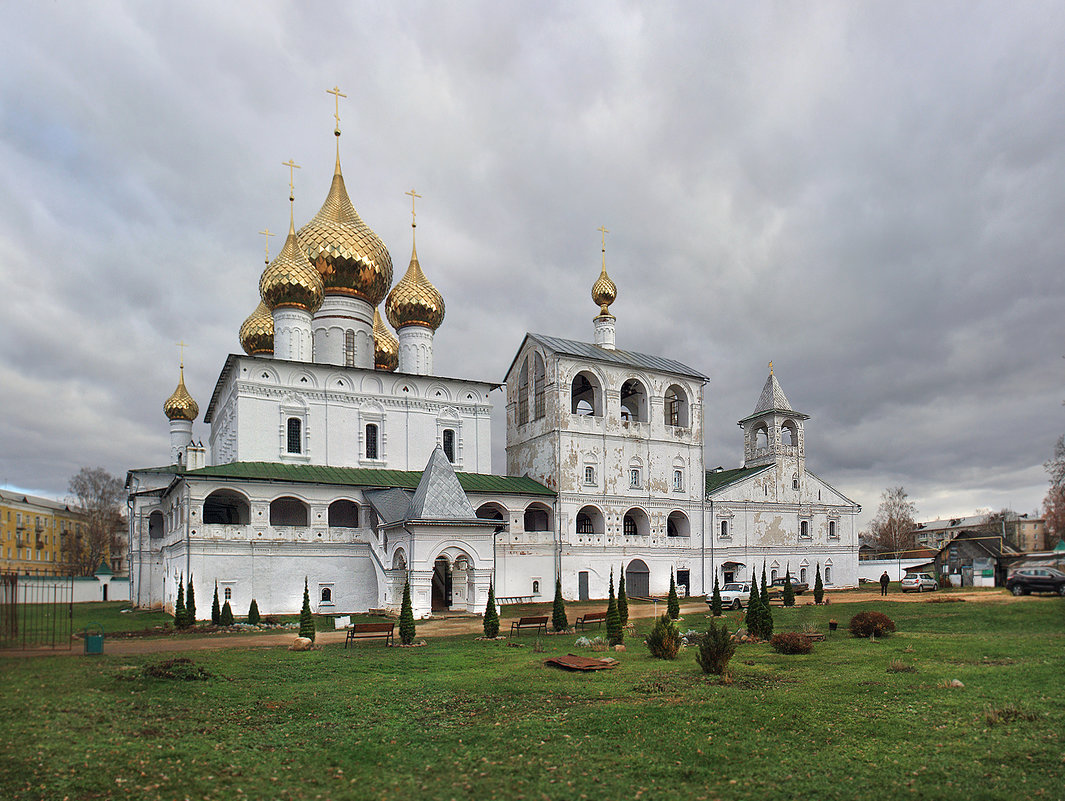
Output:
[{"xmin": 738, "ymin": 364, "xmax": 809, "ymax": 474}]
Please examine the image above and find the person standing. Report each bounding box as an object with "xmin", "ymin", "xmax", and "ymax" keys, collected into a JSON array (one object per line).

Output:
[{"xmin": 880, "ymin": 571, "xmax": 890, "ymax": 596}]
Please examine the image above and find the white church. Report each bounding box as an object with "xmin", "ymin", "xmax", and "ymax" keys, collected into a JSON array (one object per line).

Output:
[{"xmin": 127, "ymin": 115, "xmax": 860, "ymax": 620}]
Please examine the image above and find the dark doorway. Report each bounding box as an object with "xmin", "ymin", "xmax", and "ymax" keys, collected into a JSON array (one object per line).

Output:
[
  {"xmin": 676, "ymin": 569, "xmax": 690, "ymax": 597},
  {"xmin": 431, "ymin": 557, "xmax": 452, "ymax": 611},
  {"xmin": 626, "ymin": 559, "xmax": 650, "ymax": 597},
  {"xmin": 578, "ymin": 571, "xmax": 589, "ymax": 601}
]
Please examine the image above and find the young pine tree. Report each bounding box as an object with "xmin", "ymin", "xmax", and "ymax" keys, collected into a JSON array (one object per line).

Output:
[
  {"xmin": 247, "ymin": 598, "xmax": 261, "ymax": 626},
  {"xmin": 814, "ymin": 563, "xmax": 824, "ymax": 605},
  {"xmin": 617, "ymin": 567, "xmax": 628, "ymax": 627},
  {"xmin": 185, "ymin": 575, "xmax": 197, "ymax": 627},
  {"xmin": 551, "ymin": 578, "xmax": 568, "ymax": 632},
  {"xmin": 220, "ymin": 600, "xmax": 234, "ymax": 627},
  {"xmin": 761, "ymin": 575, "xmax": 774, "ymax": 640},
  {"xmin": 745, "ymin": 574, "xmax": 763, "ymax": 639},
  {"xmin": 711, "ymin": 574, "xmax": 723, "ymax": 617},
  {"xmin": 399, "ymin": 579, "xmax": 416, "ymax": 645},
  {"xmin": 667, "ymin": 569, "xmax": 680, "ymax": 620},
  {"xmin": 483, "ymin": 580, "xmax": 500, "ymax": 638},
  {"xmin": 211, "ymin": 582, "xmax": 221, "ymax": 625},
  {"xmin": 174, "ymin": 574, "xmax": 187, "ymax": 629},
  {"xmin": 299, "ymin": 577, "xmax": 316, "ymax": 641},
  {"xmin": 605, "ymin": 568, "xmax": 623, "ymax": 645},
  {"xmin": 782, "ymin": 567, "xmax": 795, "ymax": 608},
  {"xmin": 760, "ymin": 563, "xmax": 770, "ymax": 607}
]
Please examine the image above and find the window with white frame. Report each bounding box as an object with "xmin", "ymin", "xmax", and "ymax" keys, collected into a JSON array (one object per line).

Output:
[
  {"xmin": 442, "ymin": 429, "xmax": 456, "ymax": 462},
  {"xmin": 673, "ymin": 470, "xmax": 684, "ymax": 492},
  {"xmin": 825, "ymin": 566, "xmax": 833, "ymax": 584},
  {"xmin": 286, "ymin": 417, "xmax": 303, "ymax": 454},
  {"xmin": 365, "ymin": 424, "xmax": 379, "ymax": 460},
  {"xmin": 720, "ymin": 519, "xmax": 729, "ymax": 539},
  {"xmin": 224, "ymin": 587, "xmax": 232, "ymax": 601},
  {"xmin": 828, "ymin": 520, "xmax": 838, "ymax": 539},
  {"xmin": 629, "ymin": 468, "xmax": 641, "ymax": 489},
  {"xmin": 799, "ymin": 519, "xmax": 810, "ymax": 538},
  {"xmin": 584, "ymin": 466, "xmax": 595, "ymax": 485}
]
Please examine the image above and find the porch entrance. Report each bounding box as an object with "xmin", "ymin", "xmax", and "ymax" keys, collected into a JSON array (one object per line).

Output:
[
  {"xmin": 626, "ymin": 559, "xmax": 650, "ymax": 597},
  {"xmin": 431, "ymin": 557, "xmax": 452, "ymax": 611}
]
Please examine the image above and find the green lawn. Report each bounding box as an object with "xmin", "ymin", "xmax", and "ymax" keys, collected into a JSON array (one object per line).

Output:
[{"xmin": 1, "ymin": 597, "xmax": 1062, "ymax": 800}]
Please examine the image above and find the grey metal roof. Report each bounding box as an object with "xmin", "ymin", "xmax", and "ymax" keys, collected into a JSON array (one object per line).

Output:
[
  {"xmin": 520, "ymin": 333, "xmax": 709, "ymax": 381},
  {"xmin": 738, "ymin": 372, "xmax": 808, "ymax": 424},
  {"xmin": 363, "ymin": 488, "xmax": 413, "ymax": 525},
  {"xmin": 408, "ymin": 446, "xmax": 479, "ymax": 521}
]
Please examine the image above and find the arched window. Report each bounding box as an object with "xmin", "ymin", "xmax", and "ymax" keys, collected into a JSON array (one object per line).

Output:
[
  {"xmin": 629, "ymin": 467, "xmax": 641, "ymax": 489},
  {"xmin": 620, "ymin": 379, "xmax": 647, "ymax": 422},
  {"xmin": 754, "ymin": 424, "xmax": 769, "ymax": 451},
  {"xmin": 321, "ymin": 587, "xmax": 332, "ymax": 602},
  {"xmin": 287, "ymin": 417, "xmax": 303, "ymax": 454},
  {"xmin": 623, "ymin": 508, "xmax": 649, "ymax": 537},
  {"xmin": 575, "ymin": 505, "xmax": 604, "ymax": 536},
  {"xmin": 533, "ymin": 353, "xmax": 546, "ymax": 419},
  {"xmin": 532, "ymin": 580, "xmax": 540, "ymax": 595},
  {"xmin": 825, "ymin": 566, "xmax": 832, "ymax": 584},
  {"xmin": 771, "ymin": 569, "xmax": 778, "ymax": 582},
  {"xmin": 665, "ymin": 385, "xmax": 689, "ymax": 427},
  {"xmin": 584, "ymin": 465, "xmax": 596, "ymax": 485},
  {"xmin": 148, "ymin": 510, "xmax": 165, "ymax": 539},
  {"xmin": 571, "ymin": 372, "xmax": 601, "ymax": 416},
  {"xmin": 673, "ymin": 470, "xmax": 684, "ymax": 492},
  {"xmin": 576, "ymin": 512, "xmax": 593, "ymax": 534},
  {"xmin": 345, "ymin": 330, "xmax": 355, "ymax": 367},
  {"xmin": 720, "ymin": 520, "xmax": 729, "ymax": 538},
  {"xmin": 792, "ymin": 473, "xmax": 800, "ymax": 490},
  {"xmin": 443, "ymin": 429, "xmax": 455, "ymax": 462},
  {"xmin": 781, "ymin": 420, "xmax": 797, "ymax": 447},
  {"xmin": 328, "ymin": 500, "xmax": 359, "ymax": 528},
  {"xmin": 523, "ymin": 503, "xmax": 552, "ymax": 532},
  {"xmin": 270, "ymin": 497, "xmax": 308, "ymax": 527},
  {"xmin": 667, "ymin": 511, "xmax": 689, "ymax": 538},
  {"xmin": 203, "ymin": 490, "xmax": 250, "ymax": 525},
  {"xmin": 365, "ymin": 424, "xmax": 378, "ymax": 459},
  {"xmin": 800, "ymin": 520, "xmax": 809, "ymax": 538},
  {"xmin": 829, "ymin": 520, "xmax": 837, "ymax": 539},
  {"xmin": 517, "ymin": 356, "xmax": 530, "ymax": 425},
  {"xmin": 800, "ymin": 567, "xmax": 808, "ymax": 583}
]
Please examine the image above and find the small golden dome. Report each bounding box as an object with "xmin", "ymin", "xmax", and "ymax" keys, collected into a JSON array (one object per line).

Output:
[
  {"xmin": 260, "ymin": 218, "xmax": 324, "ymax": 314},
  {"xmin": 385, "ymin": 241, "xmax": 445, "ymax": 331},
  {"xmin": 239, "ymin": 300, "xmax": 274, "ymax": 355},
  {"xmin": 592, "ymin": 266, "xmax": 617, "ymax": 315},
  {"xmin": 297, "ymin": 154, "xmax": 393, "ymax": 305},
  {"xmin": 163, "ymin": 368, "xmax": 199, "ymax": 421},
  {"xmin": 373, "ymin": 307, "xmax": 399, "ymax": 371}
]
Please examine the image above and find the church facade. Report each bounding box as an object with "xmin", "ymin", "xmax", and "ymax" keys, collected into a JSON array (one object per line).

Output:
[{"xmin": 127, "ymin": 116, "xmax": 859, "ymax": 620}]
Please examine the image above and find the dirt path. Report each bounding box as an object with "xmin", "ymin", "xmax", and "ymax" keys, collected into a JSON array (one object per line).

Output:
[{"xmin": 2, "ymin": 589, "xmax": 1022, "ymax": 658}]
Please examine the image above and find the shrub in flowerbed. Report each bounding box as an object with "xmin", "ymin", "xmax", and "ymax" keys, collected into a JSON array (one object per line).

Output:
[
  {"xmin": 646, "ymin": 613, "xmax": 681, "ymax": 660},
  {"xmin": 770, "ymin": 632, "xmax": 814, "ymax": 654},
  {"xmin": 849, "ymin": 611, "xmax": 896, "ymax": 638}
]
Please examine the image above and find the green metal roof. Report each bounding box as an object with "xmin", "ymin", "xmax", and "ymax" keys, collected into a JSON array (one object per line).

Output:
[
  {"xmin": 704, "ymin": 465, "xmax": 770, "ymax": 495},
  {"xmin": 182, "ymin": 462, "xmax": 555, "ymax": 497}
]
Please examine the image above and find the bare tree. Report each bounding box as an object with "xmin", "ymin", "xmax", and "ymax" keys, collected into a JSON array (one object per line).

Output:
[
  {"xmin": 870, "ymin": 486, "xmax": 918, "ymax": 557},
  {"xmin": 1044, "ymin": 436, "xmax": 1065, "ymax": 548},
  {"xmin": 1046, "ymin": 435, "xmax": 1065, "ymax": 490},
  {"xmin": 67, "ymin": 467, "xmax": 124, "ymax": 576}
]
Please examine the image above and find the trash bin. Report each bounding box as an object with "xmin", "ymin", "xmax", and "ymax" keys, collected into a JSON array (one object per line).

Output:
[{"xmin": 83, "ymin": 623, "xmax": 104, "ymax": 655}]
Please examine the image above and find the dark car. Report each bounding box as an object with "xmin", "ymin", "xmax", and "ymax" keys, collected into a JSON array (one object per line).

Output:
[
  {"xmin": 769, "ymin": 577, "xmax": 808, "ymax": 595},
  {"xmin": 1006, "ymin": 567, "xmax": 1065, "ymax": 596}
]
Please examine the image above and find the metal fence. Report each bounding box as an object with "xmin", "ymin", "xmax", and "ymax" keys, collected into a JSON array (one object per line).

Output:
[{"xmin": 0, "ymin": 570, "xmax": 73, "ymax": 649}]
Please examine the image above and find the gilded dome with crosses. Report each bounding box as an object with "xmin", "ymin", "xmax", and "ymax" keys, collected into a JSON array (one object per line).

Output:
[
  {"xmin": 163, "ymin": 368, "xmax": 199, "ymax": 421},
  {"xmin": 373, "ymin": 307, "xmax": 399, "ymax": 371},
  {"xmin": 260, "ymin": 222, "xmax": 324, "ymax": 314},
  {"xmin": 239, "ymin": 300, "xmax": 274, "ymax": 355}
]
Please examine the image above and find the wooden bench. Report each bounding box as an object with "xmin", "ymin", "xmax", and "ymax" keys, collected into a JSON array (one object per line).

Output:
[
  {"xmin": 574, "ymin": 611, "xmax": 607, "ymax": 630},
  {"xmin": 509, "ymin": 615, "xmax": 548, "ymax": 638},
  {"xmin": 345, "ymin": 621, "xmax": 395, "ymax": 648}
]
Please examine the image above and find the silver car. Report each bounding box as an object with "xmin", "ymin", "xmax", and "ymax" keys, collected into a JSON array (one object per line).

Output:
[
  {"xmin": 710, "ymin": 582, "xmax": 753, "ymax": 609},
  {"xmin": 900, "ymin": 573, "xmax": 938, "ymax": 592}
]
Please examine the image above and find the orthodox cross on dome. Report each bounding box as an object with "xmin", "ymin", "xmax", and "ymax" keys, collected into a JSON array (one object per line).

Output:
[
  {"xmin": 177, "ymin": 341, "xmax": 188, "ymax": 370},
  {"xmin": 327, "ymin": 85, "xmax": 347, "ymax": 135},
  {"xmin": 768, "ymin": 361, "xmax": 774, "ymax": 375},
  {"xmin": 598, "ymin": 224, "xmax": 609, "ymax": 253},
  {"xmin": 282, "ymin": 159, "xmax": 301, "ymax": 201},
  {"xmin": 258, "ymin": 228, "xmax": 276, "ymax": 264},
  {"xmin": 405, "ymin": 188, "xmax": 422, "ymax": 228}
]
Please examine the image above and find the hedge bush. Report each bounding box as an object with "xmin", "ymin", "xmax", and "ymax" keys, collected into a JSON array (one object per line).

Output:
[
  {"xmin": 695, "ymin": 621, "xmax": 737, "ymax": 676},
  {"xmin": 849, "ymin": 611, "xmax": 896, "ymax": 638},
  {"xmin": 646, "ymin": 614, "xmax": 681, "ymax": 660},
  {"xmin": 770, "ymin": 632, "xmax": 813, "ymax": 654}
]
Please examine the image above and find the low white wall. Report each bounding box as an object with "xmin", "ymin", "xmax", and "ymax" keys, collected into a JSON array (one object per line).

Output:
[{"xmin": 857, "ymin": 559, "xmax": 934, "ymax": 582}]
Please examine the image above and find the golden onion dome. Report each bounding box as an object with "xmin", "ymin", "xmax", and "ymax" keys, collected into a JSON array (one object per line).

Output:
[
  {"xmin": 373, "ymin": 307, "xmax": 399, "ymax": 371},
  {"xmin": 239, "ymin": 300, "xmax": 274, "ymax": 356},
  {"xmin": 297, "ymin": 153, "xmax": 393, "ymax": 305},
  {"xmin": 260, "ymin": 217, "xmax": 324, "ymax": 314},
  {"xmin": 163, "ymin": 368, "xmax": 199, "ymax": 421},
  {"xmin": 385, "ymin": 240, "xmax": 445, "ymax": 331},
  {"xmin": 592, "ymin": 264, "xmax": 617, "ymax": 316}
]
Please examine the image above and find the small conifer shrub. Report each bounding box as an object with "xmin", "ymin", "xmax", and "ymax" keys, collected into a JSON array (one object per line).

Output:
[
  {"xmin": 220, "ymin": 600, "xmax": 234, "ymax": 627},
  {"xmin": 483, "ymin": 580, "xmax": 500, "ymax": 638},
  {"xmin": 710, "ymin": 575, "xmax": 723, "ymax": 617},
  {"xmin": 605, "ymin": 568, "xmax": 623, "ymax": 645},
  {"xmin": 814, "ymin": 563, "xmax": 824, "ymax": 605},
  {"xmin": 760, "ymin": 563, "xmax": 770, "ymax": 607},
  {"xmin": 617, "ymin": 567, "xmax": 628, "ymax": 628},
  {"xmin": 646, "ymin": 613, "xmax": 681, "ymax": 660},
  {"xmin": 185, "ymin": 575, "xmax": 197, "ymax": 626},
  {"xmin": 247, "ymin": 598, "xmax": 260, "ymax": 626},
  {"xmin": 174, "ymin": 575, "xmax": 187, "ymax": 629},
  {"xmin": 299, "ymin": 578, "xmax": 316, "ymax": 641},
  {"xmin": 849, "ymin": 611, "xmax": 896, "ymax": 638},
  {"xmin": 399, "ymin": 579, "xmax": 416, "ymax": 645},
  {"xmin": 667, "ymin": 570, "xmax": 680, "ymax": 620},
  {"xmin": 782, "ymin": 568, "xmax": 795, "ymax": 607},
  {"xmin": 696, "ymin": 620, "xmax": 737, "ymax": 676},
  {"xmin": 770, "ymin": 632, "xmax": 813, "ymax": 654},
  {"xmin": 551, "ymin": 578, "xmax": 568, "ymax": 632},
  {"xmin": 211, "ymin": 583, "xmax": 221, "ymax": 626}
]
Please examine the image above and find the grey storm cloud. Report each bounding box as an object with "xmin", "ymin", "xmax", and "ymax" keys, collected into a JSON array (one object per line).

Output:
[{"xmin": 1, "ymin": 1, "xmax": 1062, "ymax": 529}]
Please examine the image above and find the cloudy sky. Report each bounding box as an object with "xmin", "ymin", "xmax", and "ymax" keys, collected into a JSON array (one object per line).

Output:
[{"xmin": 1, "ymin": 1, "xmax": 1062, "ymax": 529}]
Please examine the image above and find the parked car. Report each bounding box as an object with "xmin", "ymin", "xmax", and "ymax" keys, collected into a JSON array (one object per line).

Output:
[
  {"xmin": 900, "ymin": 573, "xmax": 938, "ymax": 593},
  {"xmin": 769, "ymin": 577, "xmax": 809, "ymax": 595},
  {"xmin": 1006, "ymin": 567, "xmax": 1065, "ymax": 596},
  {"xmin": 710, "ymin": 582, "xmax": 753, "ymax": 610}
]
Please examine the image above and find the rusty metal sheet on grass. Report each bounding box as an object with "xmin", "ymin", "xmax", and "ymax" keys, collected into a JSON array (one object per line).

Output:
[{"xmin": 544, "ymin": 654, "xmax": 620, "ymax": 671}]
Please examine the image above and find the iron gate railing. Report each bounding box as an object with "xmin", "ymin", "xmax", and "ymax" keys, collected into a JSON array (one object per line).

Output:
[{"xmin": 0, "ymin": 570, "xmax": 73, "ymax": 649}]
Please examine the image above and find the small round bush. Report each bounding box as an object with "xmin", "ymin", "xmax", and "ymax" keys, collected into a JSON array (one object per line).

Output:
[
  {"xmin": 849, "ymin": 611, "xmax": 897, "ymax": 638},
  {"xmin": 696, "ymin": 621, "xmax": 737, "ymax": 676},
  {"xmin": 770, "ymin": 632, "xmax": 813, "ymax": 654},
  {"xmin": 646, "ymin": 614, "xmax": 681, "ymax": 660}
]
